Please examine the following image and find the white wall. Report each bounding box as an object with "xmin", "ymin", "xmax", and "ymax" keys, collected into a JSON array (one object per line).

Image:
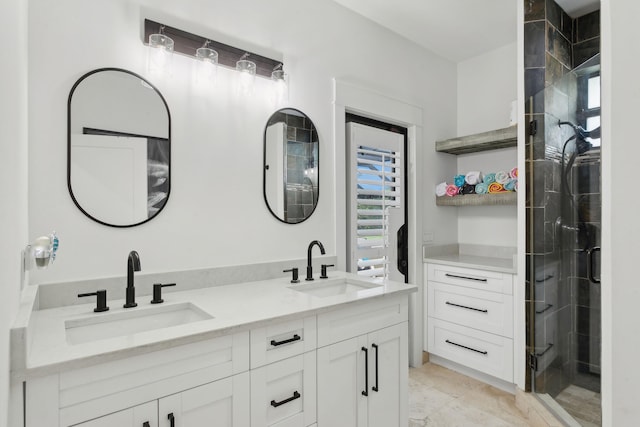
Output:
[
  {"xmin": 0, "ymin": 0, "xmax": 29, "ymax": 425},
  {"xmin": 601, "ymin": 1, "xmax": 640, "ymax": 425},
  {"xmin": 27, "ymin": 0, "xmax": 457, "ymax": 284},
  {"xmin": 453, "ymin": 42, "xmax": 518, "ymax": 248}
]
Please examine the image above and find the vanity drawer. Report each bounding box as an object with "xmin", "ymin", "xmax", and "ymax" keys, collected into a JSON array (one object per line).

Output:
[
  {"xmin": 317, "ymin": 294, "xmax": 408, "ymax": 347},
  {"xmin": 251, "ymin": 316, "xmax": 317, "ymax": 368},
  {"xmin": 58, "ymin": 332, "xmax": 249, "ymax": 426},
  {"xmin": 427, "ymin": 318, "xmax": 513, "ymax": 382},
  {"xmin": 427, "ymin": 263, "xmax": 512, "ymax": 295},
  {"xmin": 427, "ymin": 282, "xmax": 513, "ymax": 338},
  {"xmin": 251, "ymin": 352, "xmax": 317, "ymax": 427}
]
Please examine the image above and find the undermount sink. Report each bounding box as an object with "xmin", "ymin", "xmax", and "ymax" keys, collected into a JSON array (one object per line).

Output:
[
  {"xmin": 65, "ymin": 302, "xmax": 213, "ymax": 345},
  {"xmin": 289, "ymin": 278, "xmax": 383, "ymax": 298}
]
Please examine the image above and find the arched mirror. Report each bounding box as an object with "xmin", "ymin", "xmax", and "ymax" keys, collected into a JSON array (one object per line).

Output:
[
  {"xmin": 68, "ymin": 68, "xmax": 171, "ymax": 227},
  {"xmin": 263, "ymin": 108, "xmax": 319, "ymax": 224}
]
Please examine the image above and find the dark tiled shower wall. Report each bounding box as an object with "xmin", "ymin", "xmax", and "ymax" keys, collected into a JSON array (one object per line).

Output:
[
  {"xmin": 524, "ymin": 0, "xmax": 600, "ymax": 394},
  {"xmin": 275, "ymin": 112, "xmax": 318, "ymax": 223}
]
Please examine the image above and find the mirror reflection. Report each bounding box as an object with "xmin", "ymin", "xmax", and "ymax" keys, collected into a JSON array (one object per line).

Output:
[
  {"xmin": 68, "ymin": 68, "xmax": 171, "ymax": 227},
  {"xmin": 263, "ymin": 108, "xmax": 319, "ymax": 224}
]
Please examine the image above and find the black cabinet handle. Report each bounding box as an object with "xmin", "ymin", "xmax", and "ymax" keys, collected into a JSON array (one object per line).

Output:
[
  {"xmin": 270, "ymin": 334, "xmax": 301, "ymax": 347},
  {"xmin": 445, "ymin": 339, "xmax": 488, "ymax": 355},
  {"xmin": 270, "ymin": 390, "xmax": 301, "ymax": 408},
  {"xmin": 445, "ymin": 273, "xmax": 487, "ymax": 282},
  {"xmin": 372, "ymin": 343, "xmax": 379, "ymax": 392},
  {"xmin": 361, "ymin": 346, "xmax": 369, "ymax": 396},
  {"xmin": 167, "ymin": 413, "xmax": 175, "ymax": 427},
  {"xmin": 142, "ymin": 422, "xmax": 150, "ymax": 427},
  {"xmin": 587, "ymin": 246, "xmax": 601, "ymax": 284},
  {"xmin": 445, "ymin": 301, "xmax": 488, "ymax": 313}
]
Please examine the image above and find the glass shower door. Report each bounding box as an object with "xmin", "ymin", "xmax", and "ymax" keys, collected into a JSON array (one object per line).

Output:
[{"xmin": 527, "ymin": 54, "xmax": 601, "ymax": 426}]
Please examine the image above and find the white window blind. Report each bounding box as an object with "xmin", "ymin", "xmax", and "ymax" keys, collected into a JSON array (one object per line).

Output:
[{"xmin": 354, "ymin": 145, "xmax": 401, "ymax": 279}]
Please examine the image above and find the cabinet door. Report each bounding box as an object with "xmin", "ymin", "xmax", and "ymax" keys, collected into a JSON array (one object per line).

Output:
[
  {"xmin": 317, "ymin": 335, "xmax": 368, "ymax": 427},
  {"xmin": 158, "ymin": 372, "xmax": 250, "ymax": 427},
  {"xmin": 366, "ymin": 323, "xmax": 408, "ymax": 427},
  {"xmin": 72, "ymin": 401, "xmax": 156, "ymax": 427}
]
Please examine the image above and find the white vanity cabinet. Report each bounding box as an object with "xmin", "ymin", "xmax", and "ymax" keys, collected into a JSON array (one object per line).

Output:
[
  {"xmin": 425, "ymin": 262, "xmax": 515, "ymax": 382},
  {"xmin": 316, "ymin": 295, "xmax": 408, "ymax": 427}
]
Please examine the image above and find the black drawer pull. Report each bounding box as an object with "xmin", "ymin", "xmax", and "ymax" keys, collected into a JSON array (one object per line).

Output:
[
  {"xmin": 271, "ymin": 391, "xmax": 301, "ymax": 407},
  {"xmin": 271, "ymin": 334, "xmax": 301, "ymax": 347},
  {"xmin": 445, "ymin": 339, "xmax": 488, "ymax": 355},
  {"xmin": 167, "ymin": 413, "xmax": 175, "ymax": 427},
  {"xmin": 445, "ymin": 301, "xmax": 488, "ymax": 313},
  {"xmin": 361, "ymin": 346, "xmax": 369, "ymax": 396},
  {"xmin": 143, "ymin": 422, "xmax": 150, "ymax": 427},
  {"xmin": 445, "ymin": 273, "xmax": 487, "ymax": 282}
]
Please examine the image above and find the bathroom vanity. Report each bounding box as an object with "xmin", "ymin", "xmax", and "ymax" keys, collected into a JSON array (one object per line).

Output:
[{"xmin": 11, "ymin": 272, "xmax": 414, "ymax": 427}]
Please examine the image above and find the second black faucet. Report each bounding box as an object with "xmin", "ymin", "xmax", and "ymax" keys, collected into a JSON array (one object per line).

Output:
[
  {"xmin": 124, "ymin": 250, "xmax": 141, "ymax": 308},
  {"xmin": 306, "ymin": 240, "xmax": 325, "ymax": 281}
]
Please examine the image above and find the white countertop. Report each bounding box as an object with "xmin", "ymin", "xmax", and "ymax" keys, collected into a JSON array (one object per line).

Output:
[
  {"xmin": 12, "ymin": 272, "xmax": 415, "ymax": 380},
  {"xmin": 424, "ymin": 254, "xmax": 516, "ymax": 274}
]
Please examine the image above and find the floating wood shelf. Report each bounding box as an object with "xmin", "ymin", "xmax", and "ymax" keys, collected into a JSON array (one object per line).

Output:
[
  {"xmin": 436, "ymin": 192, "xmax": 517, "ymax": 206},
  {"xmin": 436, "ymin": 125, "xmax": 517, "ymax": 155}
]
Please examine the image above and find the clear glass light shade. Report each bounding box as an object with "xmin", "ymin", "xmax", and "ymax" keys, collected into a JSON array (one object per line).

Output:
[
  {"xmin": 195, "ymin": 47, "xmax": 218, "ymax": 84},
  {"xmin": 147, "ymin": 33, "xmax": 174, "ymax": 76},
  {"xmin": 271, "ymin": 69, "xmax": 289, "ymax": 104},
  {"xmin": 236, "ymin": 59, "xmax": 257, "ymax": 96}
]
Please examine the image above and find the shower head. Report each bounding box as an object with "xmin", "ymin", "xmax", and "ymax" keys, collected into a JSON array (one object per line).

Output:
[{"xmin": 558, "ymin": 121, "xmax": 597, "ymax": 154}]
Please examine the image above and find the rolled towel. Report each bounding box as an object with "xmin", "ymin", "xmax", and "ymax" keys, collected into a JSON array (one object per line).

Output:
[
  {"xmin": 465, "ymin": 171, "xmax": 483, "ymax": 185},
  {"xmin": 475, "ymin": 182, "xmax": 488, "ymax": 194},
  {"xmin": 445, "ymin": 184, "xmax": 459, "ymax": 197},
  {"xmin": 435, "ymin": 182, "xmax": 448, "ymax": 197},
  {"xmin": 495, "ymin": 171, "xmax": 510, "ymax": 185},
  {"xmin": 504, "ymin": 178, "xmax": 517, "ymax": 192},
  {"xmin": 509, "ymin": 167, "xmax": 518, "ymax": 179},
  {"xmin": 461, "ymin": 183, "xmax": 476, "ymax": 195},
  {"xmin": 488, "ymin": 182, "xmax": 506, "ymax": 193},
  {"xmin": 483, "ymin": 173, "xmax": 496, "ymax": 184},
  {"xmin": 454, "ymin": 174, "xmax": 466, "ymax": 187}
]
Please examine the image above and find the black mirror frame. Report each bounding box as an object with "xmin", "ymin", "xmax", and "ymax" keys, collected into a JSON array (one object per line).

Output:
[
  {"xmin": 263, "ymin": 107, "xmax": 319, "ymax": 225},
  {"xmin": 67, "ymin": 68, "xmax": 172, "ymax": 228}
]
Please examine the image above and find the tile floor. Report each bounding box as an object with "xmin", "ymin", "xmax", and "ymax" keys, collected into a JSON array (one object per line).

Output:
[
  {"xmin": 409, "ymin": 362, "xmax": 532, "ymax": 426},
  {"xmin": 555, "ymin": 385, "xmax": 601, "ymax": 427}
]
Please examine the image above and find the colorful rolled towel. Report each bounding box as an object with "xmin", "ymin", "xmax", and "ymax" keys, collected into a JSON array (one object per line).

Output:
[
  {"xmin": 454, "ymin": 174, "xmax": 466, "ymax": 187},
  {"xmin": 461, "ymin": 184, "xmax": 476, "ymax": 195},
  {"xmin": 488, "ymin": 182, "xmax": 506, "ymax": 193},
  {"xmin": 445, "ymin": 184, "xmax": 459, "ymax": 197},
  {"xmin": 509, "ymin": 167, "xmax": 518, "ymax": 179},
  {"xmin": 465, "ymin": 171, "xmax": 483, "ymax": 185},
  {"xmin": 435, "ymin": 182, "xmax": 448, "ymax": 197},
  {"xmin": 483, "ymin": 173, "xmax": 496, "ymax": 184},
  {"xmin": 504, "ymin": 179, "xmax": 517, "ymax": 192},
  {"xmin": 495, "ymin": 171, "xmax": 510, "ymax": 184},
  {"xmin": 475, "ymin": 182, "xmax": 488, "ymax": 194}
]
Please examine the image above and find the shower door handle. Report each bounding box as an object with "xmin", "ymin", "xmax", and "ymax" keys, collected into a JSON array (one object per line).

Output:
[{"xmin": 587, "ymin": 246, "xmax": 601, "ymax": 284}]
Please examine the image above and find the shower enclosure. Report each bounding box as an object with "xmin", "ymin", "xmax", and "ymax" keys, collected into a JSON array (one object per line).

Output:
[{"xmin": 527, "ymin": 54, "xmax": 601, "ymax": 426}]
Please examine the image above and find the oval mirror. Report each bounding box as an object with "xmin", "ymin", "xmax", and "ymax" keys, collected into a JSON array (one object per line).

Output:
[
  {"xmin": 68, "ymin": 68, "xmax": 171, "ymax": 227},
  {"xmin": 263, "ymin": 108, "xmax": 319, "ymax": 224}
]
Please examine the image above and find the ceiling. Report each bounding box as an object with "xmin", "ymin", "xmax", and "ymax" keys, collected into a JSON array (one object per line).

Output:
[{"xmin": 331, "ymin": 0, "xmax": 600, "ymax": 63}]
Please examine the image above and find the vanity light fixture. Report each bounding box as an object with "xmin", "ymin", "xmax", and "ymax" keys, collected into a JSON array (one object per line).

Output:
[
  {"xmin": 143, "ymin": 19, "xmax": 284, "ymax": 83},
  {"xmin": 236, "ymin": 53, "xmax": 257, "ymax": 95},
  {"xmin": 146, "ymin": 25, "xmax": 174, "ymax": 77},
  {"xmin": 195, "ymin": 40, "xmax": 218, "ymax": 84},
  {"xmin": 271, "ymin": 63, "xmax": 289, "ymax": 104}
]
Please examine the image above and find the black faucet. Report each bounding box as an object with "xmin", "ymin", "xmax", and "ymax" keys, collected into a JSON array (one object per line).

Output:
[
  {"xmin": 124, "ymin": 250, "xmax": 141, "ymax": 308},
  {"xmin": 306, "ymin": 240, "xmax": 325, "ymax": 281}
]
